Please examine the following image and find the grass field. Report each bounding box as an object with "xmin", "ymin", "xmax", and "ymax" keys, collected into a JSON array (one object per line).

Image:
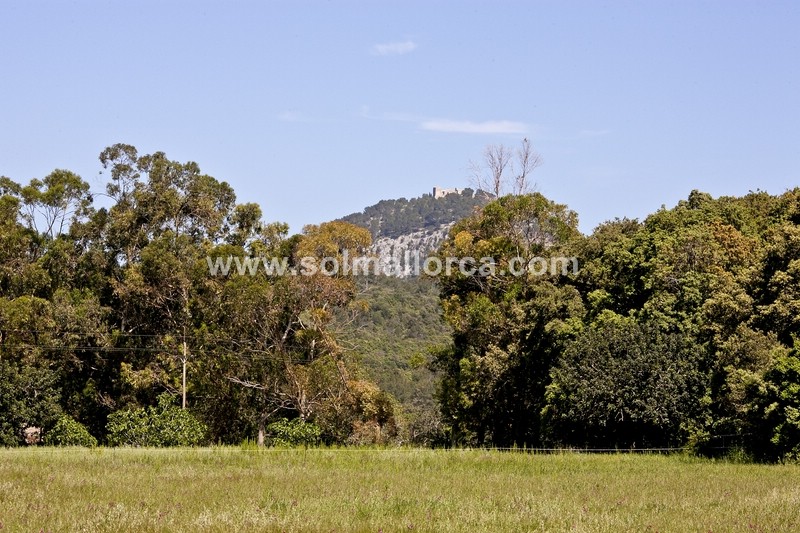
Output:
[{"xmin": 1, "ymin": 447, "xmax": 798, "ymax": 532}]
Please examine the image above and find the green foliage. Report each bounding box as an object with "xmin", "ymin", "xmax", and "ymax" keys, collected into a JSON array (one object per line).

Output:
[
  {"xmin": 266, "ymin": 418, "xmax": 321, "ymax": 447},
  {"xmin": 0, "ymin": 361, "xmax": 62, "ymax": 446},
  {"xmin": 106, "ymin": 393, "xmax": 207, "ymax": 447},
  {"xmin": 44, "ymin": 415, "xmax": 97, "ymax": 447},
  {"xmin": 434, "ymin": 188, "xmax": 800, "ymax": 457},
  {"xmin": 433, "ymin": 193, "xmax": 583, "ymax": 447},
  {"xmin": 105, "ymin": 406, "xmax": 151, "ymax": 447},
  {"xmin": 2, "ymin": 145, "xmax": 400, "ymax": 449},
  {"xmin": 341, "ymin": 275, "xmax": 450, "ymax": 408},
  {"xmin": 735, "ymin": 351, "xmax": 800, "ymax": 461},
  {"xmin": 340, "ymin": 188, "xmax": 489, "ymax": 239},
  {"xmin": 6, "ymin": 142, "xmax": 800, "ymax": 459},
  {"xmin": 543, "ymin": 319, "xmax": 710, "ymax": 448}
]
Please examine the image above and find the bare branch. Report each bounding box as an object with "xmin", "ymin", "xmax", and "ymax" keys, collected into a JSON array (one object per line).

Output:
[
  {"xmin": 226, "ymin": 375, "xmax": 268, "ymax": 390},
  {"xmin": 513, "ymin": 138, "xmax": 542, "ymax": 195},
  {"xmin": 485, "ymin": 144, "xmax": 512, "ymax": 198},
  {"xmin": 469, "ymin": 139, "xmax": 542, "ymax": 198},
  {"xmin": 468, "ymin": 159, "xmax": 490, "ymax": 196}
]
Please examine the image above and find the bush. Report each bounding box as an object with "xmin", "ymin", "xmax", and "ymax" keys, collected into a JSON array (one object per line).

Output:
[
  {"xmin": 739, "ymin": 353, "xmax": 800, "ymax": 461},
  {"xmin": 44, "ymin": 415, "xmax": 98, "ymax": 447},
  {"xmin": 266, "ymin": 418, "xmax": 321, "ymax": 447},
  {"xmin": 0, "ymin": 361, "xmax": 62, "ymax": 446},
  {"xmin": 543, "ymin": 319, "xmax": 710, "ymax": 448},
  {"xmin": 106, "ymin": 393, "xmax": 207, "ymax": 447},
  {"xmin": 106, "ymin": 405, "xmax": 151, "ymax": 446}
]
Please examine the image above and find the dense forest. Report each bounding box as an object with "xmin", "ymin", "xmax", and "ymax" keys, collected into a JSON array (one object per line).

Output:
[
  {"xmin": 2, "ymin": 144, "xmax": 799, "ymax": 460},
  {"xmin": 0, "ymin": 144, "xmax": 400, "ymax": 447},
  {"xmin": 434, "ymin": 191, "xmax": 800, "ymax": 460}
]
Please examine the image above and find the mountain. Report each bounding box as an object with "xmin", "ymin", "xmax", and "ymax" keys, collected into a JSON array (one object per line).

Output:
[
  {"xmin": 339, "ymin": 188, "xmax": 491, "ymax": 277},
  {"xmin": 340, "ymin": 187, "xmax": 489, "ymax": 239},
  {"xmin": 345, "ymin": 275, "xmax": 450, "ymax": 407},
  {"xmin": 335, "ymin": 188, "xmax": 490, "ymax": 417}
]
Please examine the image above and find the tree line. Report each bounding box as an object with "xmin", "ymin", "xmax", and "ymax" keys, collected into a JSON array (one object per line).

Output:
[
  {"xmin": 0, "ymin": 144, "xmax": 399, "ymax": 446},
  {"xmin": 433, "ymin": 190, "xmax": 800, "ymax": 461},
  {"xmin": 3, "ymin": 142, "xmax": 799, "ymax": 460},
  {"xmin": 339, "ymin": 189, "xmax": 490, "ymax": 239}
]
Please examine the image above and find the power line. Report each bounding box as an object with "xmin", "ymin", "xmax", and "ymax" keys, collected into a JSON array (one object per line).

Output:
[
  {"xmin": 1, "ymin": 329, "xmax": 198, "ymax": 339},
  {"xmin": 0, "ymin": 342, "xmax": 333, "ymax": 363}
]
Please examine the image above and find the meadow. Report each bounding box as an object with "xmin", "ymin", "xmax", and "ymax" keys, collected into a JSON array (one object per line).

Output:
[{"xmin": 0, "ymin": 447, "xmax": 798, "ymax": 532}]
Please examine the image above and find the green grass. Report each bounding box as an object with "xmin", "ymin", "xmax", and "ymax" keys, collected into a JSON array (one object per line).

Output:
[{"xmin": 1, "ymin": 448, "xmax": 798, "ymax": 532}]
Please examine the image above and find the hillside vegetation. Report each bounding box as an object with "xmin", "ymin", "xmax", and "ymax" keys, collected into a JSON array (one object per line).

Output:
[
  {"xmin": 344, "ymin": 276, "xmax": 450, "ymax": 406},
  {"xmin": 339, "ymin": 189, "xmax": 489, "ymax": 239}
]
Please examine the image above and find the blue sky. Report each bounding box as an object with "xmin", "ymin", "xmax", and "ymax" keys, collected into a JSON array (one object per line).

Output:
[{"xmin": 2, "ymin": 1, "xmax": 798, "ymax": 234}]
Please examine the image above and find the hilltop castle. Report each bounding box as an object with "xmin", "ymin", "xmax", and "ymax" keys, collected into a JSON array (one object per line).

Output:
[{"xmin": 432, "ymin": 186, "xmax": 464, "ymax": 199}]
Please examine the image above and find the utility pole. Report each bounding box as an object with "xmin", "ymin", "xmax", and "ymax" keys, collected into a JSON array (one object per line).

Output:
[{"xmin": 182, "ymin": 328, "xmax": 188, "ymax": 409}]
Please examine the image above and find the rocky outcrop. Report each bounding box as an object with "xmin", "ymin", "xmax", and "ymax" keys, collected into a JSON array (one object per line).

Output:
[{"xmin": 369, "ymin": 223, "xmax": 453, "ymax": 277}]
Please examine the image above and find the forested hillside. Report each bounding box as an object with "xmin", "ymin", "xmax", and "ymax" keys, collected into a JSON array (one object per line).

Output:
[
  {"xmin": 334, "ymin": 275, "xmax": 451, "ymax": 444},
  {"xmin": 344, "ymin": 276, "xmax": 448, "ymax": 404},
  {"xmin": 337, "ymin": 192, "xmax": 477, "ymax": 430},
  {"xmin": 339, "ymin": 189, "xmax": 489, "ymax": 239}
]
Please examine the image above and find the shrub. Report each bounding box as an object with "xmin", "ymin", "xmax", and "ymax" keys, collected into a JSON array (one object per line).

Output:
[
  {"xmin": 738, "ymin": 353, "xmax": 800, "ymax": 461},
  {"xmin": 44, "ymin": 415, "xmax": 98, "ymax": 447},
  {"xmin": 543, "ymin": 319, "xmax": 710, "ymax": 448},
  {"xmin": 266, "ymin": 418, "xmax": 321, "ymax": 447},
  {"xmin": 0, "ymin": 361, "xmax": 62, "ymax": 446},
  {"xmin": 106, "ymin": 405, "xmax": 152, "ymax": 447},
  {"xmin": 106, "ymin": 393, "xmax": 207, "ymax": 446}
]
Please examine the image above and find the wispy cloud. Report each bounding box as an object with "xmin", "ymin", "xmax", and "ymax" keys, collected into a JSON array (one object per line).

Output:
[
  {"xmin": 420, "ymin": 119, "xmax": 528, "ymax": 135},
  {"xmin": 360, "ymin": 106, "xmax": 530, "ymax": 135},
  {"xmin": 371, "ymin": 40, "xmax": 417, "ymax": 56}
]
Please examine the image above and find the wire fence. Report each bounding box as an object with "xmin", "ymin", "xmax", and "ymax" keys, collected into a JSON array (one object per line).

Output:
[{"xmin": 2, "ymin": 440, "xmax": 750, "ymax": 454}]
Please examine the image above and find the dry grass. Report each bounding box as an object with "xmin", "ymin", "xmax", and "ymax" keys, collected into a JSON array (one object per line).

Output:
[{"xmin": 0, "ymin": 447, "xmax": 798, "ymax": 532}]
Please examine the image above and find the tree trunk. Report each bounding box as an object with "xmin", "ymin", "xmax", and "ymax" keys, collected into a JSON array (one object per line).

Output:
[
  {"xmin": 257, "ymin": 418, "xmax": 266, "ymax": 447},
  {"xmin": 181, "ymin": 339, "xmax": 188, "ymax": 409}
]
